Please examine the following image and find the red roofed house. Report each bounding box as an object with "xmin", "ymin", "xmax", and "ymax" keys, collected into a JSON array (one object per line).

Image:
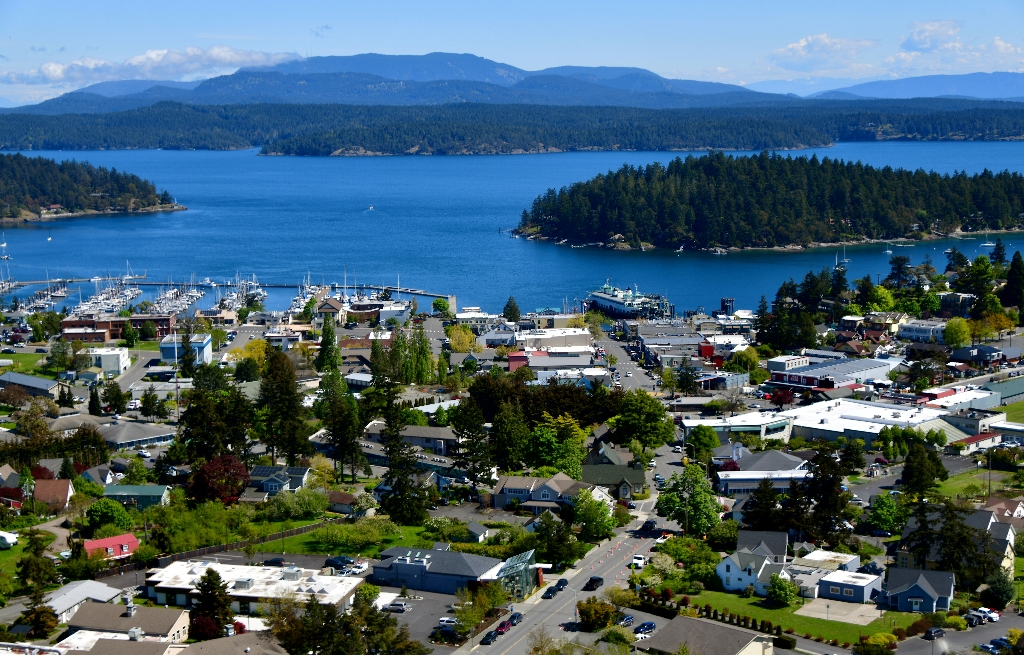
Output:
[
  {"xmin": 33, "ymin": 479, "xmax": 74, "ymax": 512},
  {"xmin": 328, "ymin": 491, "xmax": 358, "ymax": 514},
  {"xmin": 84, "ymin": 533, "xmax": 139, "ymax": 560},
  {"xmin": 945, "ymin": 433, "xmax": 1003, "ymax": 456}
]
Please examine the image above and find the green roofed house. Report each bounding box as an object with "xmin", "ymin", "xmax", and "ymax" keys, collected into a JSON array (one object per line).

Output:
[{"xmin": 103, "ymin": 485, "xmax": 170, "ymax": 510}]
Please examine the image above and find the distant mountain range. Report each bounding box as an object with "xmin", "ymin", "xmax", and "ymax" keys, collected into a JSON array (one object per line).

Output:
[{"xmin": 3, "ymin": 53, "xmax": 1024, "ymax": 115}]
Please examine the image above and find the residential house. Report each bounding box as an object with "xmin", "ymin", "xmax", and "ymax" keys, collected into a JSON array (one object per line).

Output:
[
  {"xmin": 84, "ymin": 533, "xmax": 139, "ymax": 561},
  {"xmin": 178, "ymin": 632, "xmax": 287, "ymax": 655},
  {"xmin": 84, "ymin": 347, "xmax": 131, "ymax": 375},
  {"xmin": 884, "ymin": 569, "xmax": 955, "ymax": 612},
  {"xmin": 364, "ymin": 421, "xmax": 458, "ymax": 456},
  {"xmin": 735, "ymin": 530, "xmax": 788, "ymax": 564},
  {"xmin": 716, "ymin": 551, "xmax": 779, "ymax": 593},
  {"xmin": 372, "ymin": 470, "xmax": 437, "ymax": 503},
  {"xmin": 44, "ymin": 580, "xmax": 122, "ymax": 624},
  {"xmin": 584, "ymin": 440, "xmax": 632, "ymax": 467},
  {"xmin": 328, "ymin": 491, "xmax": 358, "ymax": 515},
  {"xmin": 314, "ymin": 297, "xmax": 345, "ymax": 329},
  {"xmin": 951, "ymin": 345, "xmax": 1005, "ymax": 367},
  {"xmin": 82, "ymin": 464, "xmax": 116, "ymax": 487},
  {"xmin": 946, "ymin": 433, "xmax": 1003, "ymax": 455},
  {"xmin": 832, "ymin": 340, "xmax": 876, "ymax": 357},
  {"xmin": 714, "ymin": 450, "xmax": 810, "ymax": 496},
  {"xmin": 816, "ymin": 570, "xmax": 882, "ymax": 603},
  {"xmin": 466, "ymin": 522, "xmax": 493, "ymax": 543},
  {"xmin": 639, "ymin": 616, "xmax": 774, "ymax": 655},
  {"xmin": 246, "ymin": 466, "xmax": 311, "ymax": 497},
  {"xmin": 0, "ymin": 464, "xmax": 18, "ymax": 489},
  {"xmin": 67, "ymin": 601, "xmax": 191, "ymax": 643},
  {"xmin": 864, "ymin": 311, "xmax": 910, "ymax": 335},
  {"xmin": 580, "ymin": 465, "xmax": 647, "ymax": 499},
  {"xmin": 34, "ymin": 478, "xmax": 74, "ymax": 512},
  {"xmin": 524, "ymin": 510, "xmax": 562, "ymax": 533},
  {"xmin": 492, "ymin": 472, "xmax": 613, "ymax": 514},
  {"xmin": 982, "ymin": 498, "xmax": 1024, "ymax": 532},
  {"xmin": 36, "ymin": 458, "xmax": 64, "ymax": 478},
  {"xmin": 103, "ymin": 485, "xmax": 170, "ymax": 510}
]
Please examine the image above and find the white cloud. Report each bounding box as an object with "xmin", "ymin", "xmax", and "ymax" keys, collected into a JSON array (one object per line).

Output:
[
  {"xmin": 771, "ymin": 33, "xmax": 877, "ymax": 72},
  {"xmin": 900, "ymin": 20, "xmax": 960, "ymax": 52},
  {"xmin": 993, "ymin": 36, "xmax": 1020, "ymax": 56},
  {"xmin": 0, "ymin": 45, "xmax": 300, "ymax": 85}
]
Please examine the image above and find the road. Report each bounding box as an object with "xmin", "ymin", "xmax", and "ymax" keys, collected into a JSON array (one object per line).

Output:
[{"xmin": 596, "ymin": 337, "xmax": 656, "ymax": 393}]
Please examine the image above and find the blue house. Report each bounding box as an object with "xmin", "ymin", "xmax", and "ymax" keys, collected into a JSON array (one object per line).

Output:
[
  {"xmin": 884, "ymin": 569, "xmax": 955, "ymax": 613},
  {"xmin": 817, "ymin": 571, "xmax": 882, "ymax": 604},
  {"xmin": 159, "ymin": 333, "xmax": 213, "ymax": 367}
]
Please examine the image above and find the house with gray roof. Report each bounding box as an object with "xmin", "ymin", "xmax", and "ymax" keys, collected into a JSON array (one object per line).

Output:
[
  {"xmin": 371, "ymin": 544, "xmax": 504, "ymax": 594},
  {"xmin": 492, "ymin": 472, "xmax": 612, "ymax": 513},
  {"xmin": 716, "ymin": 551, "xmax": 774, "ymax": 593},
  {"xmin": 639, "ymin": 616, "xmax": 774, "ymax": 655},
  {"xmin": 44, "ymin": 579, "xmax": 121, "ymax": 624},
  {"xmin": 735, "ymin": 530, "xmax": 788, "ymax": 563},
  {"xmin": 82, "ymin": 464, "xmax": 115, "ymax": 487},
  {"xmin": 0, "ymin": 464, "xmax": 19, "ymax": 489},
  {"xmin": 0, "ymin": 371, "xmax": 58, "ymax": 399},
  {"xmin": 580, "ymin": 464, "xmax": 647, "ymax": 499},
  {"xmin": 884, "ymin": 569, "xmax": 955, "ymax": 612},
  {"xmin": 97, "ymin": 421, "xmax": 175, "ymax": 450},
  {"xmin": 67, "ymin": 600, "xmax": 190, "ymax": 643}
]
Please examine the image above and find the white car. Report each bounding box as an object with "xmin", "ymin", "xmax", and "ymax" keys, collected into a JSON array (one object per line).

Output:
[
  {"xmin": 672, "ymin": 446, "xmax": 682, "ymax": 453},
  {"xmin": 655, "ymin": 535, "xmax": 670, "ymax": 545},
  {"xmin": 349, "ymin": 562, "xmax": 368, "ymax": 575},
  {"xmin": 977, "ymin": 607, "xmax": 1000, "ymax": 621},
  {"xmin": 635, "ymin": 634, "xmax": 650, "ymax": 641},
  {"xmin": 625, "ymin": 371, "xmax": 633, "ymax": 377},
  {"xmin": 138, "ymin": 450, "xmax": 151, "ymax": 459},
  {"xmin": 438, "ymin": 617, "xmax": 460, "ymax": 627}
]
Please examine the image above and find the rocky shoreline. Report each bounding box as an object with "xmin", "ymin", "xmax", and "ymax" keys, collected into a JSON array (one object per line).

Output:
[{"xmin": 0, "ymin": 203, "xmax": 187, "ymax": 225}]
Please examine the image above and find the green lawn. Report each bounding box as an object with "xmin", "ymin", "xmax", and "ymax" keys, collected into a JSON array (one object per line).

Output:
[
  {"xmin": 1015, "ymin": 557, "xmax": 1024, "ymax": 581},
  {"xmin": 0, "ymin": 531, "xmax": 54, "ymax": 579},
  {"xmin": 259, "ymin": 524, "xmax": 428, "ymax": 559},
  {"xmin": 692, "ymin": 590, "xmax": 920, "ymax": 645},
  {"xmin": 934, "ymin": 469, "xmax": 1006, "ymax": 498},
  {"xmin": 0, "ymin": 353, "xmax": 52, "ymax": 378},
  {"xmin": 994, "ymin": 403, "xmax": 1021, "ymax": 422}
]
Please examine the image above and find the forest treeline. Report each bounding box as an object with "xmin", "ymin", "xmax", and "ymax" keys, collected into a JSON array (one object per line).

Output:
[
  {"xmin": 0, "ymin": 154, "xmax": 170, "ymax": 217},
  {"xmin": 0, "ymin": 100, "xmax": 1023, "ymax": 154},
  {"xmin": 519, "ymin": 151, "xmax": 1024, "ymax": 249}
]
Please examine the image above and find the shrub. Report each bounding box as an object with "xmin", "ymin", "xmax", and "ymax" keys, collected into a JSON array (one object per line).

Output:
[
  {"xmin": 892, "ymin": 628, "xmax": 907, "ymax": 641},
  {"xmin": 662, "ymin": 588, "xmax": 674, "ymax": 601},
  {"xmin": 785, "ymin": 628, "xmax": 795, "ymax": 635},
  {"xmin": 681, "ymin": 595, "xmax": 690, "ymax": 606},
  {"xmin": 741, "ymin": 585, "xmax": 754, "ymax": 598},
  {"xmin": 947, "ymin": 610, "xmax": 958, "ymax": 616},
  {"xmin": 689, "ymin": 581, "xmax": 704, "ymax": 593},
  {"xmin": 944, "ymin": 616, "xmax": 967, "ymax": 631},
  {"xmin": 804, "ymin": 633, "xmax": 813, "ymax": 640},
  {"xmin": 774, "ymin": 636, "xmax": 797, "ymax": 650},
  {"xmin": 233, "ymin": 621, "xmax": 246, "ymax": 635},
  {"xmin": 843, "ymin": 644, "xmax": 851, "ymax": 650},
  {"xmin": 815, "ymin": 636, "xmax": 824, "ymax": 643}
]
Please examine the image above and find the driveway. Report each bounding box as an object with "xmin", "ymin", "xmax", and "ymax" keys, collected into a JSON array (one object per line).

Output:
[
  {"xmin": 794, "ymin": 599, "xmax": 884, "ymax": 625},
  {"xmin": 38, "ymin": 516, "xmax": 70, "ymax": 554}
]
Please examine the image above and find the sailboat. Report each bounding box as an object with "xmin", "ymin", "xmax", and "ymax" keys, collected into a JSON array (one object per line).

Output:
[
  {"xmin": 883, "ymin": 242, "xmax": 893, "ymax": 254},
  {"xmin": 840, "ymin": 245, "xmax": 851, "ymax": 264},
  {"xmin": 46, "ymin": 229, "xmax": 51, "ymax": 242},
  {"xmin": 835, "ymin": 252, "xmax": 845, "ymax": 271},
  {"xmin": 982, "ymin": 232, "xmax": 996, "ymax": 247}
]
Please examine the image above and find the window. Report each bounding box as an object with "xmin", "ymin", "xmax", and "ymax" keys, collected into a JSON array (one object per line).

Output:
[
  {"xmin": 726, "ymin": 564, "xmax": 731, "ymax": 573},
  {"xmin": 106, "ymin": 547, "xmax": 114, "ymax": 555},
  {"xmin": 541, "ymin": 490, "xmax": 550, "ymax": 499},
  {"xmin": 844, "ymin": 589, "xmax": 854, "ymax": 596},
  {"xmin": 830, "ymin": 586, "xmax": 840, "ymax": 594},
  {"xmin": 726, "ymin": 577, "xmax": 730, "ymax": 585},
  {"xmin": 122, "ymin": 544, "xmax": 129, "ymax": 553}
]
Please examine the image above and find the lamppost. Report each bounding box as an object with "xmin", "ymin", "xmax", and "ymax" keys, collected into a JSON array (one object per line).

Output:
[{"xmin": 826, "ymin": 603, "xmax": 830, "ymax": 622}]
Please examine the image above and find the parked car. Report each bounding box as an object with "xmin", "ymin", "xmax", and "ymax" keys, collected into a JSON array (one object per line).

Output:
[
  {"xmin": 0, "ymin": 348, "xmax": 14, "ymax": 354},
  {"xmin": 634, "ymin": 622, "xmax": 656, "ymax": 635},
  {"xmin": 496, "ymin": 621, "xmax": 513, "ymax": 634},
  {"xmin": 672, "ymin": 446, "xmax": 682, "ymax": 453},
  {"xmin": 627, "ymin": 501, "xmax": 637, "ymax": 509},
  {"xmin": 978, "ymin": 608, "xmax": 1001, "ymax": 621},
  {"xmin": 923, "ymin": 628, "xmax": 945, "ymax": 640},
  {"xmin": 872, "ymin": 529, "xmax": 892, "ymax": 538},
  {"xmin": 349, "ymin": 562, "xmax": 368, "ymax": 575},
  {"xmin": 583, "ymin": 576, "xmax": 604, "ymax": 591},
  {"xmin": 875, "ymin": 456, "xmax": 889, "ymax": 464},
  {"xmin": 263, "ymin": 558, "xmax": 287, "ymax": 567},
  {"xmin": 555, "ymin": 578, "xmax": 568, "ymax": 591},
  {"xmin": 618, "ymin": 615, "xmax": 634, "ymax": 627},
  {"xmin": 388, "ymin": 601, "xmax": 411, "ymax": 613},
  {"xmin": 967, "ymin": 610, "xmax": 989, "ymax": 624},
  {"xmin": 655, "ymin": 535, "xmax": 670, "ymax": 545},
  {"xmin": 137, "ymin": 449, "xmax": 151, "ymax": 458},
  {"xmin": 481, "ymin": 631, "xmax": 499, "ymax": 645},
  {"xmin": 965, "ymin": 614, "xmax": 981, "ymax": 628},
  {"xmin": 438, "ymin": 617, "xmax": 460, "ymax": 627},
  {"xmin": 509, "ymin": 612, "xmax": 523, "ymax": 625},
  {"xmin": 325, "ymin": 555, "xmax": 355, "ymax": 568},
  {"xmin": 542, "ymin": 587, "xmax": 558, "ymax": 599},
  {"xmin": 991, "ymin": 639, "xmax": 1012, "ymax": 650},
  {"xmin": 34, "ymin": 347, "xmax": 46, "ymax": 353},
  {"xmin": 980, "ymin": 645, "xmax": 1000, "ymax": 654}
]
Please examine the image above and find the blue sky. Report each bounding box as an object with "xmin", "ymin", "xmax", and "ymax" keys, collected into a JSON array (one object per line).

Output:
[{"xmin": 0, "ymin": 0, "xmax": 1022, "ymax": 102}]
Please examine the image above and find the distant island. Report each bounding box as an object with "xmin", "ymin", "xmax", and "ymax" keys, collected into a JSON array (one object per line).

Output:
[
  {"xmin": 0, "ymin": 153, "xmax": 182, "ymax": 222},
  {"xmin": 1, "ymin": 100, "xmax": 1024, "ymax": 155},
  {"xmin": 518, "ymin": 151, "xmax": 1024, "ymax": 250}
]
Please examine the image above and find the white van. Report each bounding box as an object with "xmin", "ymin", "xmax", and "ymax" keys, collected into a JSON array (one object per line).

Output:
[{"xmin": 389, "ymin": 601, "xmax": 412, "ymax": 613}]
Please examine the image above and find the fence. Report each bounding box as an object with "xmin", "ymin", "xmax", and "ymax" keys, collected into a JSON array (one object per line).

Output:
[{"xmin": 94, "ymin": 516, "xmax": 347, "ymax": 580}]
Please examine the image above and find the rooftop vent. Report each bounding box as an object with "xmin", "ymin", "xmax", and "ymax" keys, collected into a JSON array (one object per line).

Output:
[
  {"xmin": 235, "ymin": 577, "xmax": 255, "ymax": 590},
  {"xmin": 128, "ymin": 627, "xmax": 144, "ymax": 641},
  {"xmin": 282, "ymin": 567, "xmax": 301, "ymax": 581}
]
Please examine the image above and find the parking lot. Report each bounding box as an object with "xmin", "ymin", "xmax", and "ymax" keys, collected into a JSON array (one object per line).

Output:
[{"xmin": 379, "ymin": 587, "xmax": 461, "ymax": 653}]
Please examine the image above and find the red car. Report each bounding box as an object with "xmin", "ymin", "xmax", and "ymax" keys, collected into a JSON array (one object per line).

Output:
[
  {"xmin": 875, "ymin": 456, "xmax": 889, "ymax": 465},
  {"xmin": 496, "ymin": 621, "xmax": 513, "ymax": 634}
]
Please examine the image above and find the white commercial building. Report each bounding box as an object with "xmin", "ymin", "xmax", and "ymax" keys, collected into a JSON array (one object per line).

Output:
[
  {"xmin": 897, "ymin": 320, "xmax": 947, "ymax": 344},
  {"xmin": 145, "ymin": 560, "xmax": 363, "ymax": 613},
  {"xmin": 85, "ymin": 347, "xmax": 131, "ymax": 375},
  {"xmin": 515, "ymin": 328, "xmax": 593, "ymax": 349}
]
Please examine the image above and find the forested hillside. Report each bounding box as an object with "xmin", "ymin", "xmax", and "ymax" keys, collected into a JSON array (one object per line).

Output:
[
  {"xmin": 520, "ymin": 151, "xmax": 1024, "ymax": 249},
  {"xmin": 0, "ymin": 100, "xmax": 1022, "ymax": 154},
  {"xmin": 0, "ymin": 154, "xmax": 169, "ymax": 217}
]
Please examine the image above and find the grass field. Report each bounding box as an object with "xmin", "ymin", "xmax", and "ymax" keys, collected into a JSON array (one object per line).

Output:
[
  {"xmin": 262, "ymin": 524, "xmax": 428, "ymax": 559},
  {"xmin": 0, "ymin": 531, "xmax": 54, "ymax": 579},
  {"xmin": 993, "ymin": 402, "xmax": 1024, "ymax": 423},
  {"xmin": 692, "ymin": 590, "xmax": 920, "ymax": 644},
  {"xmin": 934, "ymin": 469, "xmax": 1006, "ymax": 498}
]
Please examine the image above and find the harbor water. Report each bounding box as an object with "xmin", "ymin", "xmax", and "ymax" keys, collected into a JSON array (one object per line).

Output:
[{"xmin": 9, "ymin": 141, "xmax": 1024, "ymax": 314}]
